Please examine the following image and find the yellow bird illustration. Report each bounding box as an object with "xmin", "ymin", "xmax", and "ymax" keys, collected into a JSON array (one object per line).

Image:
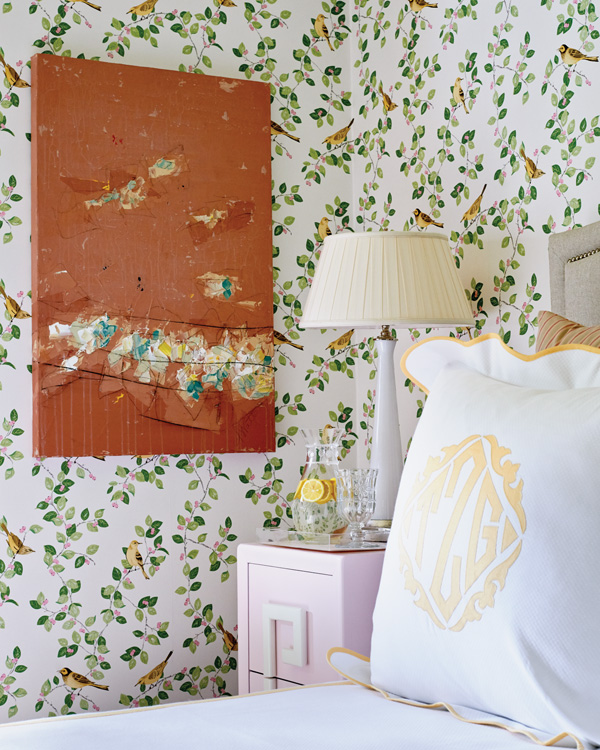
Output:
[
  {"xmin": 318, "ymin": 216, "xmax": 332, "ymax": 242},
  {"xmin": 270, "ymin": 120, "xmax": 300, "ymax": 142},
  {"xmin": 453, "ymin": 77, "xmax": 468, "ymax": 114},
  {"xmin": 558, "ymin": 44, "xmax": 598, "ymax": 65},
  {"xmin": 315, "ymin": 13, "xmax": 334, "ymax": 51},
  {"xmin": 413, "ymin": 208, "xmax": 444, "ymax": 229},
  {"xmin": 127, "ymin": 0, "xmax": 158, "ymax": 16},
  {"xmin": 274, "ymin": 330, "xmax": 304, "ymax": 350},
  {"xmin": 135, "ymin": 651, "xmax": 173, "ymax": 687},
  {"xmin": 323, "ymin": 119, "xmax": 354, "ymax": 146},
  {"xmin": 70, "ymin": 0, "xmax": 102, "ymax": 10},
  {"xmin": 59, "ymin": 668, "xmax": 109, "ymax": 692},
  {"xmin": 379, "ymin": 85, "xmax": 398, "ymax": 113},
  {"xmin": 126, "ymin": 540, "xmax": 150, "ymax": 580},
  {"xmin": 461, "ymin": 184, "xmax": 487, "ymax": 222},
  {"xmin": 217, "ymin": 621, "xmax": 238, "ymax": 652},
  {"xmin": 520, "ymin": 148, "xmax": 545, "ymax": 180},
  {"xmin": 0, "ymin": 53, "xmax": 30, "ymax": 89},
  {"xmin": 1, "ymin": 522, "xmax": 34, "ymax": 555},
  {"xmin": 327, "ymin": 329, "xmax": 354, "ymax": 350},
  {"xmin": 409, "ymin": 0, "xmax": 438, "ymax": 12},
  {"xmin": 0, "ymin": 286, "xmax": 30, "ymax": 320},
  {"xmin": 218, "ymin": 0, "xmax": 236, "ymax": 6}
]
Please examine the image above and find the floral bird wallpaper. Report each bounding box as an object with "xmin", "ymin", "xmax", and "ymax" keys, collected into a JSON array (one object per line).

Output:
[{"xmin": 0, "ymin": 0, "xmax": 599, "ymax": 724}]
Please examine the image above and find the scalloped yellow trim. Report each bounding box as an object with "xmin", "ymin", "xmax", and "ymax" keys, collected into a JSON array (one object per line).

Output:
[
  {"xmin": 400, "ymin": 332, "xmax": 600, "ymax": 395},
  {"xmin": 326, "ymin": 647, "xmax": 585, "ymax": 750}
]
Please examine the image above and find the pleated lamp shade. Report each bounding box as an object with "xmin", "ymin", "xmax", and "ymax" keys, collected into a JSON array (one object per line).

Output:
[{"xmin": 302, "ymin": 231, "xmax": 473, "ymax": 328}]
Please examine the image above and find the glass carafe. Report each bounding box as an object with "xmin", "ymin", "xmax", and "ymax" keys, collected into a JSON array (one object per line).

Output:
[{"xmin": 292, "ymin": 427, "xmax": 347, "ymax": 535}]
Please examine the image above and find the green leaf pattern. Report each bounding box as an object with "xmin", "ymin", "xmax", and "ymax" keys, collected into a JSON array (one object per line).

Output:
[{"xmin": 0, "ymin": 0, "xmax": 599, "ymax": 722}]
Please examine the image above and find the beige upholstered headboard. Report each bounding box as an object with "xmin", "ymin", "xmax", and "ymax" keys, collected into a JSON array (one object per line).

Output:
[{"xmin": 548, "ymin": 220, "xmax": 600, "ymax": 326}]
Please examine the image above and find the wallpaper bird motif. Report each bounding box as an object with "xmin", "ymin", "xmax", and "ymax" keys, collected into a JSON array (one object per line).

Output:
[{"xmin": 0, "ymin": 0, "xmax": 599, "ymax": 725}]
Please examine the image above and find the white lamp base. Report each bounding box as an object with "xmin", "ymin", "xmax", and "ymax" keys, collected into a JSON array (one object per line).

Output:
[{"xmin": 370, "ymin": 336, "xmax": 402, "ymax": 524}]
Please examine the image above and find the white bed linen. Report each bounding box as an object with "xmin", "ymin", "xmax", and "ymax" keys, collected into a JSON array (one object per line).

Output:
[
  {"xmin": 328, "ymin": 650, "xmax": 594, "ymax": 749},
  {"xmin": 0, "ymin": 682, "xmax": 580, "ymax": 750}
]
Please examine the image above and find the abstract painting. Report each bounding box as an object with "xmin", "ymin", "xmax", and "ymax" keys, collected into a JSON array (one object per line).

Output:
[{"xmin": 31, "ymin": 55, "xmax": 274, "ymax": 457}]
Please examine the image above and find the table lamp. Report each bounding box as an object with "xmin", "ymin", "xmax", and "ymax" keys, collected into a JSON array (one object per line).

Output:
[{"xmin": 300, "ymin": 231, "xmax": 473, "ymax": 525}]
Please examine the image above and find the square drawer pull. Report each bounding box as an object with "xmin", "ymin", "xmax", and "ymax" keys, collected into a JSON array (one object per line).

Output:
[{"xmin": 262, "ymin": 603, "xmax": 307, "ymax": 691}]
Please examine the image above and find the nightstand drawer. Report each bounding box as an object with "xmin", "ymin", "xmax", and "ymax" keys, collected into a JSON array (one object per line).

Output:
[
  {"xmin": 248, "ymin": 671, "xmax": 301, "ymax": 692},
  {"xmin": 248, "ymin": 563, "xmax": 339, "ymax": 685}
]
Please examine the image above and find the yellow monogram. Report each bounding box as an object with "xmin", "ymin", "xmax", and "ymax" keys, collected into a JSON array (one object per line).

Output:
[{"xmin": 399, "ymin": 435, "xmax": 525, "ymax": 631}]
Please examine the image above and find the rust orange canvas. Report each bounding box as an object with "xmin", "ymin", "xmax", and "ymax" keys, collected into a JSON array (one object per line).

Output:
[{"xmin": 31, "ymin": 55, "xmax": 274, "ymax": 457}]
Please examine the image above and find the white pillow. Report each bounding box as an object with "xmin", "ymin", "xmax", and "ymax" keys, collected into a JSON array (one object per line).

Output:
[{"xmin": 368, "ymin": 334, "xmax": 600, "ymax": 747}]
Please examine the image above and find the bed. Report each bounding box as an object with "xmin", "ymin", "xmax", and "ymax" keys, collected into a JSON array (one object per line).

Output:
[
  {"xmin": 3, "ymin": 223, "xmax": 600, "ymax": 749},
  {"xmin": 0, "ymin": 681, "xmax": 561, "ymax": 749}
]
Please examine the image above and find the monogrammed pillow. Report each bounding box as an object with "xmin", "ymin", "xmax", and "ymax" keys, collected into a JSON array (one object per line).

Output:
[{"xmin": 369, "ymin": 334, "xmax": 600, "ymax": 747}]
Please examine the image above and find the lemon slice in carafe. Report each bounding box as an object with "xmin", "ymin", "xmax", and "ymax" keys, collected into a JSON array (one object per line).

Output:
[{"xmin": 300, "ymin": 478, "xmax": 326, "ymax": 503}]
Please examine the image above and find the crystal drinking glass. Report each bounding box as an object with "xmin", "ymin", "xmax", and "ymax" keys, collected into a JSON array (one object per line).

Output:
[{"xmin": 335, "ymin": 468, "xmax": 378, "ymax": 547}]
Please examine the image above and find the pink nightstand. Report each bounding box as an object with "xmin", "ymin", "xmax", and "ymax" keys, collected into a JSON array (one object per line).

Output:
[{"xmin": 237, "ymin": 543, "xmax": 385, "ymax": 693}]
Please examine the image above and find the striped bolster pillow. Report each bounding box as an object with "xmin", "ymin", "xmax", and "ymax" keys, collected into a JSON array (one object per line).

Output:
[{"xmin": 536, "ymin": 310, "xmax": 600, "ymax": 352}]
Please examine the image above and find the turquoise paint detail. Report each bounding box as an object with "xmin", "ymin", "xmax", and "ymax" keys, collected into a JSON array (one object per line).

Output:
[
  {"xmin": 221, "ymin": 278, "xmax": 233, "ymax": 299},
  {"xmin": 152, "ymin": 157, "xmax": 174, "ymax": 171},
  {"xmin": 186, "ymin": 379, "xmax": 204, "ymax": 400},
  {"xmin": 202, "ymin": 367, "xmax": 229, "ymax": 391},
  {"xmin": 131, "ymin": 333, "xmax": 151, "ymax": 360},
  {"xmin": 93, "ymin": 319, "xmax": 118, "ymax": 349}
]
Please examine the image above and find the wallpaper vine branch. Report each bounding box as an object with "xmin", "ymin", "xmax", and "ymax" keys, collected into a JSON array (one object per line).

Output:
[{"xmin": 0, "ymin": 0, "xmax": 598, "ymax": 724}]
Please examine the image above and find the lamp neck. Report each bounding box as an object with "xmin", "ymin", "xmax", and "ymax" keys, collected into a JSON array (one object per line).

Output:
[{"xmin": 378, "ymin": 324, "xmax": 396, "ymax": 341}]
